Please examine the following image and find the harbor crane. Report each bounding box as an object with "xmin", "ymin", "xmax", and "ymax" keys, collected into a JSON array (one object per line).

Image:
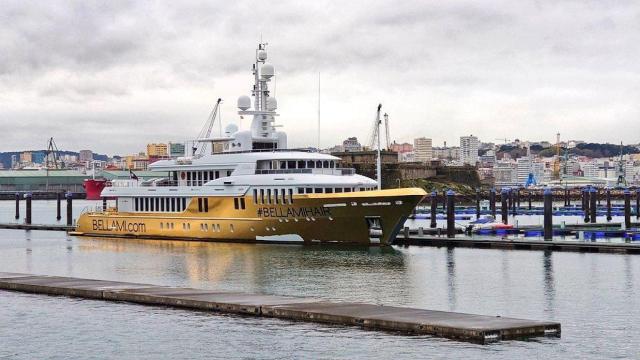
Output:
[
  {"xmin": 44, "ymin": 137, "xmax": 62, "ymax": 169},
  {"xmin": 616, "ymin": 142, "xmax": 627, "ymax": 187},
  {"xmin": 366, "ymin": 104, "xmax": 383, "ymax": 190},
  {"xmin": 194, "ymin": 98, "xmax": 223, "ymax": 156}
]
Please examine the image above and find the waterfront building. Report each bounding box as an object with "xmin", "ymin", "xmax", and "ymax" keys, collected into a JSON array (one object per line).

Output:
[
  {"xmin": 390, "ymin": 142, "xmax": 413, "ymax": 154},
  {"xmin": 432, "ymin": 146, "xmax": 459, "ymax": 161},
  {"xmin": 20, "ymin": 151, "xmax": 32, "ymax": 164},
  {"xmin": 147, "ymin": 143, "xmax": 168, "ymax": 157},
  {"xmin": 414, "ymin": 137, "xmax": 432, "ymax": 163},
  {"xmin": 0, "ymin": 169, "xmax": 88, "ymax": 192},
  {"xmin": 460, "ymin": 135, "xmax": 479, "ymax": 166},
  {"xmin": 79, "ymin": 150, "xmax": 93, "ymax": 162},
  {"xmin": 342, "ymin": 137, "xmax": 363, "ymax": 152},
  {"xmin": 493, "ymin": 161, "xmax": 517, "ymax": 187},
  {"xmin": 169, "ymin": 142, "xmax": 186, "ymax": 158}
]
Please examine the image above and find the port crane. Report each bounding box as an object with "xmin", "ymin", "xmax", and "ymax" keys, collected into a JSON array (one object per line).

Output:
[
  {"xmin": 194, "ymin": 98, "xmax": 223, "ymax": 156},
  {"xmin": 616, "ymin": 142, "xmax": 627, "ymax": 187},
  {"xmin": 44, "ymin": 137, "xmax": 62, "ymax": 169}
]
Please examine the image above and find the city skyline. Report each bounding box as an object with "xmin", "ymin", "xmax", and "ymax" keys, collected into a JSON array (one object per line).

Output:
[{"xmin": 2, "ymin": 1, "xmax": 640, "ymax": 154}]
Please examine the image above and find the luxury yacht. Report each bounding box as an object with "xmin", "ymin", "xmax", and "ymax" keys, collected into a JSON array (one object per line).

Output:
[{"xmin": 75, "ymin": 43, "xmax": 426, "ymax": 245}]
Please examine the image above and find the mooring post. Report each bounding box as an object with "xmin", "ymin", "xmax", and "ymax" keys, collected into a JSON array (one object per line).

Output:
[
  {"xmin": 581, "ymin": 187, "xmax": 587, "ymax": 211},
  {"xmin": 624, "ymin": 189, "xmax": 631, "ymax": 230},
  {"xmin": 507, "ymin": 188, "xmax": 513, "ymax": 215},
  {"xmin": 501, "ymin": 188, "xmax": 508, "ymax": 225},
  {"xmin": 56, "ymin": 192, "xmax": 62, "ymax": 221},
  {"xmin": 589, "ymin": 187, "xmax": 597, "ymax": 224},
  {"xmin": 442, "ymin": 190, "xmax": 446, "ymax": 212},
  {"xmin": 583, "ymin": 187, "xmax": 590, "ymax": 223},
  {"xmin": 513, "ymin": 188, "xmax": 519, "ymax": 216},
  {"xmin": 528, "ymin": 190, "xmax": 532, "ymax": 210},
  {"xmin": 567, "ymin": 188, "xmax": 571, "ymax": 206},
  {"xmin": 563, "ymin": 189, "xmax": 568, "ymax": 207},
  {"xmin": 66, "ymin": 192, "xmax": 73, "ymax": 226},
  {"xmin": 544, "ymin": 188, "xmax": 553, "ymax": 241},
  {"xmin": 446, "ymin": 190, "xmax": 455, "ymax": 238},
  {"xmin": 489, "ymin": 188, "xmax": 496, "ymax": 218},
  {"xmin": 606, "ymin": 187, "xmax": 612, "ymax": 222},
  {"xmin": 636, "ymin": 189, "xmax": 640, "ymax": 220},
  {"xmin": 15, "ymin": 193, "xmax": 20, "ymax": 220},
  {"xmin": 430, "ymin": 191, "xmax": 437, "ymax": 229},
  {"xmin": 475, "ymin": 189, "xmax": 481, "ymax": 220},
  {"xmin": 25, "ymin": 193, "xmax": 32, "ymax": 225}
]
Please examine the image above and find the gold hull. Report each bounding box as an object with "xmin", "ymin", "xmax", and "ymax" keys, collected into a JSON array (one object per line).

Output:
[{"xmin": 75, "ymin": 188, "xmax": 426, "ymax": 245}]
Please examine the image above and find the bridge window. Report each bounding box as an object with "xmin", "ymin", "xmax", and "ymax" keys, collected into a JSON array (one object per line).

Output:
[
  {"xmin": 345, "ymin": 188, "xmax": 352, "ymax": 192},
  {"xmin": 144, "ymin": 198, "xmax": 150, "ymax": 211},
  {"xmin": 215, "ymin": 171, "xmax": 219, "ymax": 179},
  {"xmin": 297, "ymin": 187, "xmax": 304, "ymax": 194},
  {"xmin": 316, "ymin": 161, "xmax": 322, "ymax": 168},
  {"xmin": 308, "ymin": 161, "xmax": 315, "ymax": 168},
  {"xmin": 306, "ymin": 187, "xmax": 312, "ymax": 194},
  {"xmin": 298, "ymin": 160, "xmax": 305, "ymax": 169},
  {"xmin": 181, "ymin": 198, "xmax": 187, "ymax": 211},
  {"xmin": 315, "ymin": 188, "xmax": 323, "ymax": 193},
  {"xmin": 287, "ymin": 160, "xmax": 296, "ymax": 169},
  {"xmin": 323, "ymin": 160, "xmax": 329, "ymax": 168},
  {"xmin": 335, "ymin": 188, "xmax": 343, "ymax": 193},
  {"xmin": 326, "ymin": 188, "xmax": 333, "ymax": 194}
]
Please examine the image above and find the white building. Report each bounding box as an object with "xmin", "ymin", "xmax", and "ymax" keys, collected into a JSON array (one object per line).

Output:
[
  {"xmin": 460, "ymin": 135, "xmax": 479, "ymax": 166},
  {"xmin": 494, "ymin": 161, "xmax": 517, "ymax": 187},
  {"xmin": 414, "ymin": 137, "xmax": 432, "ymax": 162},
  {"xmin": 580, "ymin": 161, "xmax": 598, "ymax": 178}
]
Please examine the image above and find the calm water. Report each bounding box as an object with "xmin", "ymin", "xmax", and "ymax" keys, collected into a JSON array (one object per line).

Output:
[{"xmin": 0, "ymin": 200, "xmax": 639, "ymax": 359}]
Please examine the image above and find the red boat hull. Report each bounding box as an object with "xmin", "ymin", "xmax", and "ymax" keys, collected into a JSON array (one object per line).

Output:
[{"xmin": 83, "ymin": 179, "xmax": 108, "ymax": 200}]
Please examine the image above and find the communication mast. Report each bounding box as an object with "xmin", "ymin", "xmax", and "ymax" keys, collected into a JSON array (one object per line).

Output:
[{"xmin": 616, "ymin": 142, "xmax": 627, "ymax": 187}]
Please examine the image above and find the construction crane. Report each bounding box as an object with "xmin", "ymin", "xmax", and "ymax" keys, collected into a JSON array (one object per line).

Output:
[
  {"xmin": 616, "ymin": 142, "xmax": 627, "ymax": 187},
  {"xmin": 194, "ymin": 98, "xmax": 223, "ymax": 156},
  {"xmin": 367, "ymin": 106, "xmax": 390, "ymax": 151},
  {"xmin": 494, "ymin": 138, "xmax": 511, "ymax": 145},
  {"xmin": 44, "ymin": 137, "xmax": 61, "ymax": 169}
]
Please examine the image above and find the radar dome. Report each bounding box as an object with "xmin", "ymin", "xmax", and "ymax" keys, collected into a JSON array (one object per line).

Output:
[
  {"xmin": 225, "ymin": 124, "xmax": 239, "ymax": 135},
  {"xmin": 237, "ymin": 95, "xmax": 251, "ymax": 110},
  {"xmin": 261, "ymin": 64, "xmax": 274, "ymax": 79},
  {"xmin": 258, "ymin": 50, "xmax": 267, "ymax": 61},
  {"xmin": 266, "ymin": 97, "xmax": 278, "ymax": 111}
]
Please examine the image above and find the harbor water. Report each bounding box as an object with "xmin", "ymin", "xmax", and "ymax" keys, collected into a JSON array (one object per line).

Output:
[{"xmin": 0, "ymin": 200, "xmax": 639, "ymax": 359}]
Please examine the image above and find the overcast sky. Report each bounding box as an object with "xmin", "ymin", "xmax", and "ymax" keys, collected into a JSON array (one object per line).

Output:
[{"xmin": 1, "ymin": 0, "xmax": 639, "ymax": 155}]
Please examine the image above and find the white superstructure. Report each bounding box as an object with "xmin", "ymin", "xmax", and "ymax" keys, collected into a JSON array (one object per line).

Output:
[{"xmin": 102, "ymin": 43, "xmax": 378, "ymax": 210}]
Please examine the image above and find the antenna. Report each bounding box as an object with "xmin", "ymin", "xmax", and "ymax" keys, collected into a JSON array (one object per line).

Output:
[{"xmin": 317, "ymin": 72, "xmax": 321, "ymax": 150}]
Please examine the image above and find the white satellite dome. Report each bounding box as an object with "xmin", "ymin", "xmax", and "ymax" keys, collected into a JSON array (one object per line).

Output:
[
  {"xmin": 266, "ymin": 97, "xmax": 278, "ymax": 111},
  {"xmin": 260, "ymin": 63, "xmax": 274, "ymax": 79},
  {"xmin": 225, "ymin": 123, "xmax": 239, "ymax": 135},
  {"xmin": 237, "ymin": 95, "xmax": 251, "ymax": 110},
  {"xmin": 258, "ymin": 50, "xmax": 267, "ymax": 61}
]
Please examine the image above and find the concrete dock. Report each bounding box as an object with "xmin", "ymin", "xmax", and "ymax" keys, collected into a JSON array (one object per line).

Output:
[
  {"xmin": 395, "ymin": 235, "xmax": 640, "ymax": 254},
  {"xmin": 0, "ymin": 272, "xmax": 560, "ymax": 344},
  {"xmin": 0, "ymin": 223, "xmax": 73, "ymax": 231}
]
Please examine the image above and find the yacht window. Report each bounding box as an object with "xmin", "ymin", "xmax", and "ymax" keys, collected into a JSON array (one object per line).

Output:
[
  {"xmin": 345, "ymin": 188, "xmax": 352, "ymax": 192},
  {"xmin": 279, "ymin": 160, "xmax": 287, "ymax": 169},
  {"xmin": 282, "ymin": 189, "xmax": 288, "ymax": 204},
  {"xmin": 234, "ymin": 198, "xmax": 239, "ymax": 210},
  {"xmin": 260, "ymin": 189, "xmax": 265, "ymax": 204},
  {"xmin": 323, "ymin": 161, "xmax": 329, "ymax": 168},
  {"xmin": 335, "ymin": 188, "xmax": 343, "ymax": 193},
  {"xmin": 287, "ymin": 161, "xmax": 296, "ymax": 169},
  {"xmin": 134, "ymin": 198, "xmax": 138, "ymax": 211},
  {"xmin": 298, "ymin": 187, "xmax": 304, "ymax": 194},
  {"xmin": 288, "ymin": 189, "xmax": 293, "ymax": 204},
  {"xmin": 330, "ymin": 161, "xmax": 334, "ymax": 168},
  {"xmin": 326, "ymin": 188, "xmax": 333, "ymax": 194},
  {"xmin": 171, "ymin": 198, "xmax": 176, "ymax": 211},
  {"xmin": 240, "ymin": 198, "xmax": 245, "ymax": 209},
  {"xmin": 198, "ymin": 198, "xmax": 203, "ymax": 212},
  {"xmin": 297, "ymin": 161, "xmax": 305, "ymax": 169},
  {"xmin": 197, "ymin": 172, "xmax": 202, "ymax": 186},
  {"xmin": 187, "ymin": 172, "xmax": 191, "ymax": 186},
  {"xmin": 267, "ymin": 189, "xmax": 271, "ymax": 204},
  {"xmin": 274, "ymin": 189, "xmax": 279, "ymax": 204},
  {"xmin": 181, "ymin": 198, "xmax": 187, "ymax": 211},
  {"xmin": 316, "ymin": 161, "xmax": 322, "ymax": 168},
  {"xmin": 315, "ymin": 188, "xmax": 323, "ymax": 193},
  {"xmin": 306, "ymin": 187, "xmax": 313, "ymax": 194},
  {"xmin": 145, "ymin": 198, "xmax": 150, "ymax": 211},
  {"xmin": 215, "ymin": 171, "xmax": 219, "ymax": 179},
  {"xmin": 227, "ymin": 170, "xmax": 232, "ymax": 176},
  {"xmin": 160, "ymin": 198, "xmax": 165, "ymax": 211},
  {"xmin": 253, "ymin": 189, "xmax": 258, "ymax": 204},
  {"xmin": 155, "ymin": 198, "xmax": 160, "ymax": 211},
  {"xmin": 203, "ymin": 172, "xmax": 208, "ymax": 182},
  {"xmin": 308, "ymin": 161, "xmax": 315, "ymax": 168}
]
